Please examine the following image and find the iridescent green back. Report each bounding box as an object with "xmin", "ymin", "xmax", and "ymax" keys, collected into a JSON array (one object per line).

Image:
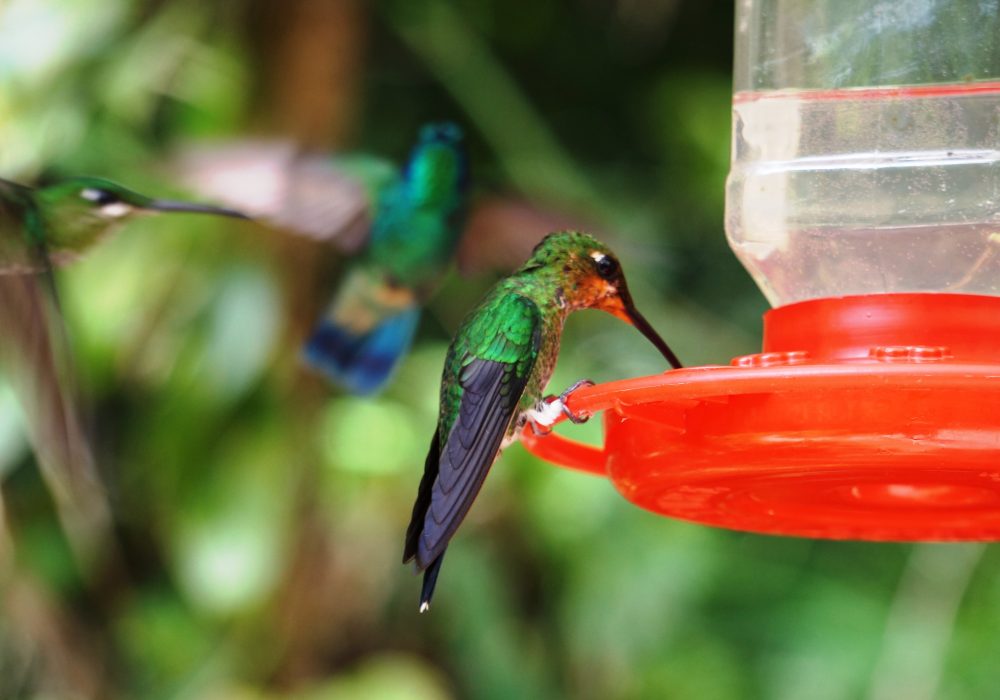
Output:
[{"xmin": 367, "ymin": 125, "xmax": 468, "ymax": 291}]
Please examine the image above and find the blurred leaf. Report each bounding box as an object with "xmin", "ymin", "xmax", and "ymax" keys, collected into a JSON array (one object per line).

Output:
[
  {"xmin": 291, "ymin": 654, "xmax": 453, "ymax": 700},
  {"xmin": 171, "ymin": 423, "xmax": 295, "ymax": 616},
  {"xmin": 115, "ymin": 589, "xmax": 221, "ymax": 698},
  {"xmin": 321, "ymin": 397, "xmax": 421, "ymax": 476}
]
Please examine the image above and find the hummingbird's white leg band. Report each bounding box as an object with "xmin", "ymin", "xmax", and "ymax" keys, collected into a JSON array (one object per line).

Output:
[
  {"xmin": 526, "ymin": 398, "xmax": 564, "ymax": 434},
  {"xmin": 526, "ymin": 379, "xmax": 595, "ymax": 432}
]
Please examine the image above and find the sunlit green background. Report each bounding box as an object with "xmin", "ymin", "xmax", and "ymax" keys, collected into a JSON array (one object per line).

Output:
[{"xmin": 0, "ymin": 1, "xmax": 995, "ymax": 699}]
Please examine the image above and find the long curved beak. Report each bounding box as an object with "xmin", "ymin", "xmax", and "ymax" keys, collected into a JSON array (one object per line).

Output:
[
  {"xmin": 611, "ymin": 290, "xmax": 683, "ymax": 370},
  {"xmin": 146, "ymin": 199, "xmax": 250, "ymax": 219}
]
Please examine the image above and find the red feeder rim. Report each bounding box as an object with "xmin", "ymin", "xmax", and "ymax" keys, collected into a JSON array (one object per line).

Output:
[{"xmin": 522, "ymin": 293, "xmax": 1000, "ymax": 542}]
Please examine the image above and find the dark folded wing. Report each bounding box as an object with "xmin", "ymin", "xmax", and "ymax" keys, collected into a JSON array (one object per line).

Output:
[
  {"xmin": 414, "ymin": 322, "xmax": 541, "ymax": 568},
  {"xmin": 403, "ymin": 427, "xmax": 440, "ymax": 564},
  {"xmin": 175, "ymin": 140, "xmax": 398, "ymax": 252}
]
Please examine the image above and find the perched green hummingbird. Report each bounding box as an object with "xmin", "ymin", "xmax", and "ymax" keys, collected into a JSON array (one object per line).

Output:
[
  {"xmin": 179, "ymin": 122, "xmax": 469, "ymax": 394},
  {"xmin": 403, "ymin": 231, "xmax": 682, "ymax": 612},
  {"xmin": 0, "ymin": 175, "xmax": 246, "ymax": 566}
]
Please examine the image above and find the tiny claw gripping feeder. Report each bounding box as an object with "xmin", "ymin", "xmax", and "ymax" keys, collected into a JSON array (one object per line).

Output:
[{"xmin": 523, "ymin": 1, "xmax": 1000, "ymax": 542}]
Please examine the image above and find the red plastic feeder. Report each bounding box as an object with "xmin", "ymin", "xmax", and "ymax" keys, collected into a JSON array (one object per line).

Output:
[
  {"xmin": 522, "ymin": 293, "xmax": 1000, "ymax": 541},
  {"xmin": 520, "ymin": 2, "xmax": 1000, "ymax": 541}
]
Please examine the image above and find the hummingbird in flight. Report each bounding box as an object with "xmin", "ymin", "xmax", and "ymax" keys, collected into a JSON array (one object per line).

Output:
[
  {"xmin": 0, "ymin": 175, "xmax": 246, "ymax": 567},
  {"xmin": 179, "ymin": 122, "xmax": 469, "ymax": 395},
  {"xmin": 0, "ymin": 176, "xmax": 248, "ymax": 272},
  {"xmin": 403, "ymin": 231, "xmax": 683, "ymax": 612}
]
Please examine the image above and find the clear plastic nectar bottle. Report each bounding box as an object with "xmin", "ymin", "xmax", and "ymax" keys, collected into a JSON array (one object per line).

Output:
[{"xmin": 726, "ymin": 0, "xmax": 1000, "ymax": 306}]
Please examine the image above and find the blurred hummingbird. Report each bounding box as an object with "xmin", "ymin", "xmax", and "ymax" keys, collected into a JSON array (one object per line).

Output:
[
  {"xmin": 0, "ymin": 175, "xmax": 246, "ymax": 568},
  {"xmin": 179, "ymin": 122, "xmax": 469, "ymax": 395},
  {"xmin": 0, "ymin": 176, "xmax": 248, "ymax": 271},
  {"xmin": 403, "ymin": 231, "xmax": 683, "ymax": 612}
]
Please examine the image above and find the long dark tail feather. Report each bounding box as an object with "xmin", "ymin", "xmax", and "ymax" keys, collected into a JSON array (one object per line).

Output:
[
  {"xmin": 419, "ymin": 553, "xmax": 445, "ymax": 613},
  {"xmin": 404, "ymin": 428, "xmax": 440, "ymax": 563},
  {"xmin": 303, "ymin": 305, "xmax": 420, "ymax": 396},
  {"xmin": 407, "ymin": 429, "xmax": 445, "ymax": 612}
]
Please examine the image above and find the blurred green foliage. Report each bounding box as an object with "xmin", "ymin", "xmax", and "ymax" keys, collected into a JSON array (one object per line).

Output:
[{"xmin": 0, "ymin": 1, "xmax": 995, "ymax": 699}]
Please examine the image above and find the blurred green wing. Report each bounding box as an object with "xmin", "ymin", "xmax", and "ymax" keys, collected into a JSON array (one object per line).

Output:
[
  {"xmin": 176, "ymin": 140, "xmax": 399, "ymax": 252},
  {"xmin": 0, "ymin": 198, "xmax": 110, "ymax": 567}
]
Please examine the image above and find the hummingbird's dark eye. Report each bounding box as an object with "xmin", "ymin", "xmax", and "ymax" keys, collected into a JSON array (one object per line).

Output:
[
  {"xmin": 594, "ymin": 254, "xmax": 619, "ymax": 280},
  {"xmin": 80, "ymin": 188, "xmax": 119, "ymax": 206}
]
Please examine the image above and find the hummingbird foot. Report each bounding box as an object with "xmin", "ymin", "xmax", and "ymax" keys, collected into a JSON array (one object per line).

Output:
[
  {"xmin": 525, "ymin": 398, "xmax": 563, "ymax": 435},
  {"xmin": 525, "ymin": 379, "xmax": 595, "ymax": 432},
  {"xmin": 557, "ymin": 379, "xmax": 595, "ymax": 424}
]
